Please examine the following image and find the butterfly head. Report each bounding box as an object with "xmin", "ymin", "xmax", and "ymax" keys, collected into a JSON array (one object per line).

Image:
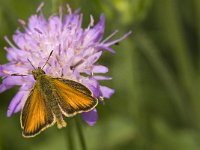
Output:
[
  {"xmin": 32, "ymin": 67, "xmax": 46, "ymax": 80},
  {"xmin": 28, "ymin": 51, "xmax": 53, "ymax": 80}
]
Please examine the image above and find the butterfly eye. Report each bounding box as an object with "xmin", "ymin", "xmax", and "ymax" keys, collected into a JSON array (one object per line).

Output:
[{"xmin": 38, "ymin": 67, "xmax": 46, "ymax": 74}]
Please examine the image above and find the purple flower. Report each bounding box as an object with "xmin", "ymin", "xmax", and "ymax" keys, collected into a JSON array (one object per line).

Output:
[{"xmin": 0, "ymin": 4, "xmax": 131, "ymax": 126}]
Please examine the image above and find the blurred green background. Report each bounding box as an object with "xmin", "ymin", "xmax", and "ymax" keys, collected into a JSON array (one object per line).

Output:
[{"xmin": 0, "ymin": 0, "xmax": 199, "ymax": 149}]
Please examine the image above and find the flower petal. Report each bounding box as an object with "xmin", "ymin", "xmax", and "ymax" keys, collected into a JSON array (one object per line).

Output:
[
  {"xmin": 93, "ymin": 76, "xmax": 112, "ymax": 80},
  {"xmin": 2, "ymin": 76, "xmax": 24, "ymax": 85},
  {"xmin": 28, "ymin": 14, "xmax": 47, "ymax": 33},
  {"xmin": 77, "ymin": 51, "xmax": 102, "ymax": 71},
  {"xmin": 82, "ymin": 77, "xmax": 100, "ymax": 97},
  {"xmin": 7, "ymin": 90, "xmax": 28, "ymax": 117},
  {"xmin": 82, "ymin": 108, "xmax": 98, "ymax": 126},
  {"xmin": 13, "ymin": 91, "xmax": 29, "ymax": 114},
  {"xmin": 100, "ymin": 86, "xmax": 115, "ymax": 98},
  {"xmin": 83, "ymin": 15, "xmax": 105, "ymax": 46},
  {"xmin": 0, "ymin": 84, "xmax": 13, "ymax": 93},
  {"xmin": 92, "ymin": 65, "xmax": 108, "ymax": 73}
]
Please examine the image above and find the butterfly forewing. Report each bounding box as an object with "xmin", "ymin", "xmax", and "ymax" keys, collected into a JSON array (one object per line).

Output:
[
  {"xmin": 21, "ymin": 84, "xmax": 55, "ymax": 137},
  {"xmin": 57, "ymin": 79, "xmax": 92, "ymax": 95},
  {"xmin": 52, "ymin": 78, "xmax": 98, "ymax": 117}
]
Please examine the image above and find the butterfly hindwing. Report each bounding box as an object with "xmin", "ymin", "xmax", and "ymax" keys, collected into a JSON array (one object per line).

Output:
[
  {"xmin": 52, "ymin": 78, "xmax": 98, "ymax": 117},
  {"xmin": 20, "ymin": 83, "xmax": 55, "ymax": 137}
]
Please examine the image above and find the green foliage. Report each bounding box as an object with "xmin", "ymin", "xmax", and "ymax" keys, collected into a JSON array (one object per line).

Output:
[{"xmin": 0, "ymin": 0, "xmax": 199, "ymax": 150}]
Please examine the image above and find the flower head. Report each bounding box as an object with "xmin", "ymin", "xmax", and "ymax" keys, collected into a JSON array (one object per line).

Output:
[{"xmin": 0, "ymin": 4, "xmax": 131, "ymax": 125}]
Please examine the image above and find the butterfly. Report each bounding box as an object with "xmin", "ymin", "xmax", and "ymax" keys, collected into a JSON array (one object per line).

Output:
[{"xmin": 16, "ymin": 51, "xmax": 98, "ymax": 138}]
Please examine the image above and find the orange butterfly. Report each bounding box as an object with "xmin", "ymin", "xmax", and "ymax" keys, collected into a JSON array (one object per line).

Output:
[{"xmin": 18, "ymin": 52, "xmax": 98, "ymax": 138}]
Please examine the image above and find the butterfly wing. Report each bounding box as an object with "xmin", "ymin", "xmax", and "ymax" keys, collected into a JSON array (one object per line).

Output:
[
  {"xmin": 20, "ymin": 83, "xmax": 55, "ymax": 137},
  {"xmin": 52, "ymin": 78, "xmax": 98, "ymax": 117}
]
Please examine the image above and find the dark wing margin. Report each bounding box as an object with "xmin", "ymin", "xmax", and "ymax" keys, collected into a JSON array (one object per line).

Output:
[{"xmin": 20, "ymin": 85, "xmax": 55, "ymax": 138}]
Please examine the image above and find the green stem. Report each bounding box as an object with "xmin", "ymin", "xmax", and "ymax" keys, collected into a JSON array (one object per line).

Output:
[
  {"xmin": 135, "ymin": 31, "xmax": 187, "ymax": 123},
  {"xmin": 194, "ymin": 0, "xmax": 200, "ymax": 73},
  {"xmin": 155, "ymin": 0, "xmax": 194, "ymax": 95},
  {"xmin": 65, "ymin": 122, "xmax": 75, "ymax": 150},
  {"xmin": 192, "ymin": 0, "xmax": 200, "ymax": 130},
  {"xmin": 75, "ymin": 118, "xmax": 87, "ymax": 150}
]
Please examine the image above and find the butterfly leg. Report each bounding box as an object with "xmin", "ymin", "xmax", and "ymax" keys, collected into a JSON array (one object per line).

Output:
[{"xmin": 56, "ymin": 116, "xmax": 67, "ymax": 129}]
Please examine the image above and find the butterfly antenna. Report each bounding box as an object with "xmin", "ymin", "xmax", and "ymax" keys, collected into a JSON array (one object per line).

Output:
[
  {"xmin": 27, "ymin": 58, "xmax": 36, "ymax": 69},
  {"xmin": 42, "ymin": 50, "xmax": 53, "ymax": 69},
  {"xmin": 11, "ymin": 73, "xmax": 27, "ymax": 76}
]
